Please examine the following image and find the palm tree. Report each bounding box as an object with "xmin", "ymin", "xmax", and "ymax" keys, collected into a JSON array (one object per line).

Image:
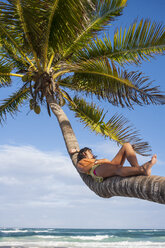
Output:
[{"xmin": 0, "ymin": 0, "xmax": 165, "ymax": 204}]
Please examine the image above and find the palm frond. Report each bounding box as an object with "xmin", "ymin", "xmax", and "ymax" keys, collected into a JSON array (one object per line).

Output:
[
  {"xmin": 0, "ymin": 0, "xmax": 127, "ymax": 69},
  {"xmin": 71, "ymin": 20, "xmax": 165, "ymax": 65},
  {"xmin": 0, "ymin": 59, "xmax": 13, "ymax": 86},
  {"xmin": 0, "ymin": 87, "xmax": 30, "ymax": 124},
  {"xmin": 43, "ymin": 0, "xmax": 59, "ymax": 70},
  {"xmin": 68, "ymin": 58, "xmax": 165, "ymax": 108},
  {"xmin": 0, "ymin": 36, "xmax": 29, "ymax": 71},
  {"xmin": 62, "ymin": 0, "xmax": 127, "ymax": 59},
  {"xmin": 67, "ymin": 96, "xmax": 151, "ymax": 156},
  {"xmin": 0, "ymin": 22, "xmax": 35, "ymax": 69},
  {"xmin": 49, "ymin": 0, "xmax": 93, "ymax": 53},
  {"xmin": 0, "ymin": 1, "xmax": 44, "ymax": 67},
  {"xmin": 15, "ymin": 0, "xmax": 43, "ymax": 69}
]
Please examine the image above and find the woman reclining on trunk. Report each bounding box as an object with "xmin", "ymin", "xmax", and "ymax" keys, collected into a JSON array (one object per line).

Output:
[{"xmin": 70, "ymin": 143, "xmax": 157, "ymax": 183}]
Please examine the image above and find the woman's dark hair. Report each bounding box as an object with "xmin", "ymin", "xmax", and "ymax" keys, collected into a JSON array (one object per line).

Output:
[{"xmin": 77, "ymin": 147, "xmax": 97, "ymax": 162}]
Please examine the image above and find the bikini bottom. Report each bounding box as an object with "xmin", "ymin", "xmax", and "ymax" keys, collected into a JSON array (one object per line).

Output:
[{"xmin": 88, "ymin": 164, "xmax": 104, "ymax": 183}]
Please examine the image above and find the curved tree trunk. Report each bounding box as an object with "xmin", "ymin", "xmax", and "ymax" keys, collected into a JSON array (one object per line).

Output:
[{"xmin": 47, "ymin": 95, "xmax": 165, "ymax": 205}]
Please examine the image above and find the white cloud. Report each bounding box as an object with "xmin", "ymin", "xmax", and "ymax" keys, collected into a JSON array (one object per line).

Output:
[
  {"xmin": 0, "ymin": 144, "xmax": 92, "ymax": 206},
  {"xmin": 0, "ymin": 176, "xmax": 21, "ymax": 185},
  {"xmin": 0, "ymin": 145, "xmax": 76, "ymax": 174}
]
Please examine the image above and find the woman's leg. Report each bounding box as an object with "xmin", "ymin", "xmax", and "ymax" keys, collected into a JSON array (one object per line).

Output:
[
  {"xmin": 111, "ymin": 143, "xmax": 139, "ymax": 167},
  {"xmin": 95, "ymin": 155, "xmax": 157, "ymax": 178}
]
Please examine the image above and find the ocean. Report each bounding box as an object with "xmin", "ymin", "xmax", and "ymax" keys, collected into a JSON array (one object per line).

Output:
[{"xmin": 0, "ymin": 228, "xmax": 165, "ymax": 247}]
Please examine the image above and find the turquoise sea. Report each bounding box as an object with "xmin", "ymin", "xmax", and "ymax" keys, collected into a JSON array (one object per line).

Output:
[{"xmin": 0, "ymin": 228, "xmax": 165, "ymax": 247}]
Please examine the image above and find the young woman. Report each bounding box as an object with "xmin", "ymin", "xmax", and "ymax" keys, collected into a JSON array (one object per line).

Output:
[{"xmin": 70, "ymin": 143, "xmax": 157, "ymax": 182}]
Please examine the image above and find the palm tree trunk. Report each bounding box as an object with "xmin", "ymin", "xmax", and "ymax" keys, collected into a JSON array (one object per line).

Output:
[{"xmin": 46, "ymin": 95, "xmax": 165, "ymax": 205}]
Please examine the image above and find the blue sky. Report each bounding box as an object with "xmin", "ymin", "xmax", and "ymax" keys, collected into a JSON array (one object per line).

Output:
[{"xmin": 0, "ymin": 0, "xmax": 165, "ymax": 228}]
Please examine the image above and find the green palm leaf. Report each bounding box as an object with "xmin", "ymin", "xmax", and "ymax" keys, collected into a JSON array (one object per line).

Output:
[
  {"xmin": 48, "ymin": 0, "xmax": 89, "ymax": 53},
  {"xmin": 67, "ymin": 96, "xmax": 151, "ymax": 156},
  {"xmin": 72, "ymin": 20, "xmax": 165, "ymax": 65},
  {"xmin": 61, "ymin": 0, "xmax": 127, "ymax": 60},
  {"xmin": 0, "ymin": 22, "xmax": 35, "ymax": 68},
  {"xmin": 62, "ymin": 59, "xmax": 165, "ymax": 108},
  {"xmin": 15, "ymin": 0, "xmax": 44, "ymax": 68},
  {"xmin": 0, "ymin": 59, "xmax": 13, "ymax": 86},
  {"xmin": 0, "ymin": 37, "xmax": 28, "ymax": 71},
  {"xmin": 0, "ymin": 87, "xmax": 30, "ymax": 124},
  {"xmin": 42, "ymin": 0, "xmax": 59, "ymax": 70},
  {"xmin": 0, "ymin": 1, "xmax": 43, "ymax": 68}
]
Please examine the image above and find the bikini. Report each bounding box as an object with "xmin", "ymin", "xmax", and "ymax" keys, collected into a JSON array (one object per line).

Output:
[{"xmin": 88, "ymin": 163, "xmax": 104, "ymax": 183}]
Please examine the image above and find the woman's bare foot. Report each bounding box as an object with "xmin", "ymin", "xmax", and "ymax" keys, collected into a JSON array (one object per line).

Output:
[{"xmin": 141, "ymin": 154, "xmax": 157, "ymax": 176}]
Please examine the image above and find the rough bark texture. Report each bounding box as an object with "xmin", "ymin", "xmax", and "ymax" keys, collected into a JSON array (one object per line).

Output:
[{"xmin": 47, "ymin": 95, "xmax": 165, "ymax": 205}]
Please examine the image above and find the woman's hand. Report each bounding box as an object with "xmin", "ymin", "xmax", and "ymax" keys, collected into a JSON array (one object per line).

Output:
[{"xmin": 69, "ymin": 148, "xmax": 80, "ymax": 154}]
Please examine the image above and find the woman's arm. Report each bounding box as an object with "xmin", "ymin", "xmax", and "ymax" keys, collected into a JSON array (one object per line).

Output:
[
  {"xmin": 95, "ymin": 158, "xmax": 111, "ymax": 165},
  {"xmin": 77, "ymin": 158, "xmax": 96, "ymax": 173}
]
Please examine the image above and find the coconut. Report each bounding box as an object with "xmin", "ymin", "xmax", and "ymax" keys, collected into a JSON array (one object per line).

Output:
[
  {"xmin": 22, "ymin": 74, "xmax": 28, "ymax": 82},
  {"xmin": 34, "ymin": 105, "xmax": 41, "ymax": 114}
]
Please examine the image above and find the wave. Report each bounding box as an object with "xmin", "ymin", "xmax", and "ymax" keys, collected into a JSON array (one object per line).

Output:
[
  {"xmin": 34, "ymin": 234, "xmax": 111, "ymax": 240},
  {"xmin": 70, "ymin": 235, "xmax": 110, "ymax": 241},
  {"xmin": 0, "ymin": 229, "xmax": 28, "ymax": 233},
  {"xmin": 35, "ymin": 235, "xmax": 58, "ymax": 239},
  {"xmin": 128, "ymin": 229, "xmax": 165, "ymax": 233},
  {"xmin": 0, "ymin": 240, "xmax": 165, "ymax": 248},
  {"xmin": 33, "ymin": 230, "xmax": 52, "ymax": 233},
  {"xmin": 0, "ymin": 229, "xmax": 58, "ymax": 235}
]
